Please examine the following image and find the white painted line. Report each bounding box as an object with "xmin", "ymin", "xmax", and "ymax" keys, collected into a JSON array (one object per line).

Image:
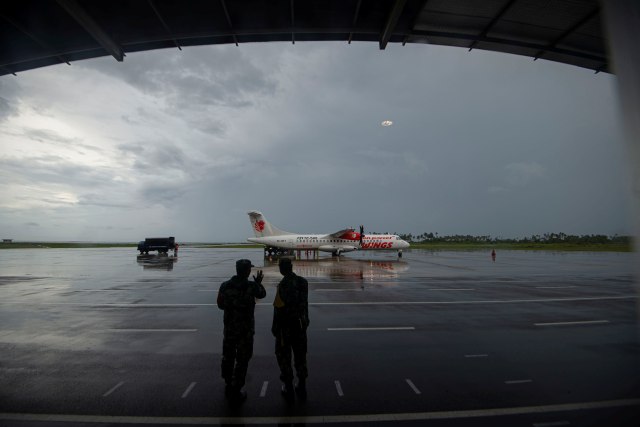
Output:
[
  {"xmin": 425, "ymin": 288, "xmax": 474, "ymax": 291},
  {"xmin": 181, "ymin": 382, "xmax": 196, "ymax": 399},
  {"xmin": 535, "ymin": 320, "xmax": 609, "ymax": 327},
  {"xmin": 405, "ymin": 379, "xmax": 421, "ymax": 395},
  {"xmin": 328, "ymin": 327, "xmax": 415, "ymax": 331},
  {"xmin": 505, "ymin": 380, "xmax": 533, "ymax": 385},
  {"xmin": 196, "ymin": 290, "xmax": 218, "ymax": 292},
  {"xmin": 536, "ymin": 286, "xmax": 577, "ymax": 289},
  {"xmin": 303, "ymin": 295, "xmax": 635, "ymax": 306},
  {"xmin": 315, "ymin": 289, "xmax": 360, "ymax": 292},
  {"xmin": 533, "ymin": 421, "xmax": 571, "ymax": 427},
  {"xmin": 107, "ymin": 329, "xmax": 198, "ymax": 332},
  {"xmin": 2, "ymin": 398, "xmax": 639, "ymax": 424},
  {"xmin": 2, "ymin": 295, "xmax": 636, "ymax": 307},
  {"xmin": 102, "ymin": 381, "xmax": 124, "ymax": 397},
  {"xmin": 465, "ymin": 354, "xmax": 489, "ymax": 358},
  {"xmin": 260, "ymin": 381, "xmax": 269, "ymax": 397},
  {"xmin": 335, "ymin": 380, "xmax": 344, "ymax": 397}
]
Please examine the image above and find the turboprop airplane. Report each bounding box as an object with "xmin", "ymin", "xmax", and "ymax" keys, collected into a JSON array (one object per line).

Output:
[{"xmin": 247, "ymin": 211, "xmax": 410, "ymax": 256}]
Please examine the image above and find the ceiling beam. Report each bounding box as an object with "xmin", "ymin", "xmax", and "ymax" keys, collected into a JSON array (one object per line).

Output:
[
  {"xmin": 1, "ymin": 65, "xmax": 17, "ymax": 76},
  {"xmin": 468, "ymin": 0, "xmax": 517, "ymax": 51},
  {"xmin": 411, "ymin": 29, "xmax": 606, "ymax": 66},
  {"xmin": 403, "ymin": 0, "xmax": 429, "ymax": 46},
  {"xmin": 56, "ymin": 0, "xmax": 124, "ymax": 62},
  {"xmin": 220, "ymin": 0, "xmax": 239, "ymax": 46},
  {"xmin": 348, "ymin": 0, "xmax": 362, "ymax": 44},
  {"xmin": 380, "ymin": 0, "xmax": 408, "ymax": 50},
  {"xmin": 0, "ymin": 13, "xmax": 71, "ymax": 66},
  {"xmin": 291, "ymin": 0, "xmax": 296, "ymax": 44},
  {"xmin": 534, "ymin": 7, "xmax": 599, "ymax": 60},
  {"xmin": 148, "ymin": 0, "xmax": 181, "ymax": 50}
]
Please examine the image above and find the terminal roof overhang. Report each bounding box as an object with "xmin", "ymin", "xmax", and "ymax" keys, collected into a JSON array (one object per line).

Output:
[{"xmin": 0, "ymin": 0, "xmax": 609, "ymax": 77}]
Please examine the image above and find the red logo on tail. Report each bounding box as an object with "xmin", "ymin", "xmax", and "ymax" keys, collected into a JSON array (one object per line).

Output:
[{"xmin": 254, "ymin": 220, "xmax": 265, "ymax": 232}]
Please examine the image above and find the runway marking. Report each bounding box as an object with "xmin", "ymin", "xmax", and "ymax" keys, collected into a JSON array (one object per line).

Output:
[
  {"xmin": 465, "ymin": 354, "xmax": 489, "ymax": 358},
  {"xmin": 102, "ymin": 381, "xmax": 124, "ymax": 397},
  {"xmin": 505, "ymin": 380, "xmax": 533, "ymax": 385},
  {"xmin": 405, "ymin": 379, "xmax": 421, "ymax": 395},
  {"xmin": 335, "ymin": 380, "xmax": 344, "ymax": 396},
  {"xmin": 260, "ymin": 381, "xmax": 269, "ymax": 397},
  {"xmin": 536, "ymin": 286, "xmax": 577, "ymax": 289},
  {"xmin": 107, "ymin": 329, "xmax": 198, "ymax": 332},
  {"xmin": 315, "ymin": 289, "xmax": 361, "ymax": 292},
  {"xmin": 534, "ymin": 320, "xmax": 609, "ymax": 327},
  {"xmin": 328, "ymin": 327, "xmax": 415, "ymax": 331},
  {"xmin": 181, "ymin": 382, "xmax": 196, "ymax": 399},
  {"xmin": 196, "ymin": 290, "xmax": 217, "ymax": 292},
  {"xmin": 533, "ymin": 422, "xmax": 570, "ymax": 427},
  {"xmin": 1, "ymin": 296, "xmax": 635, "ymax": 308},
  {"xmin": 2, "ymin": 398, "xmax": 639, "ymax": 424},
  {"xmin": 426, "ymin": 288, "xmax": 474, "ymax": 291},
  {"xmin": 304, "ymin": 296, "xmax": 636, "ymax": 306}
]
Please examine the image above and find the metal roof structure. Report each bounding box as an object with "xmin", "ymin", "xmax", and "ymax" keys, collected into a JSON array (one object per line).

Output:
[{"xmin": 1, "ymin": 0, "xmax": 609, "ymax": 77}]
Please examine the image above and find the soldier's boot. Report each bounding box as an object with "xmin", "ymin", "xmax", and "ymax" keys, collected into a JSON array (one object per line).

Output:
[
  {"xmin": 224, "ymin": 383, "xmax": 233, "ymax": 398},
  {"xmin": 228, "ymin": 387, "xmax": 247, "ymax": 403},
  {"xmin": 295, "ymin": 378, "xmax": 307, "ymax": 400},
  {"xmin": 281, "ymin": 381, "xmax": 295, "ymax": 400}
]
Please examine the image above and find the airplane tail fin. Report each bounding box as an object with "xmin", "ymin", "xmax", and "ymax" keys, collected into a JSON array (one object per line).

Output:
[{"xmin": 248, "ymin": 211, "xmax": 294, "ymax": 237}]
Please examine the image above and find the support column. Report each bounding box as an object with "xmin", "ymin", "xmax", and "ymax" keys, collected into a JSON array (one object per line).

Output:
[{"xmin": 602, "ymin": 0, "xmax": 640, "ymax": 302}]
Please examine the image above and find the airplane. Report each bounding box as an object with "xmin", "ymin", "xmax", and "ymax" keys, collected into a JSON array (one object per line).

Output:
[{"xmin": 247, "ymin": 211, "xmax": 410, "ymax": 256}]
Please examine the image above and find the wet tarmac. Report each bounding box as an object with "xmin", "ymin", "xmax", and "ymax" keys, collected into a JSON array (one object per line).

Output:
[{"xmin": 0, "ymin": 248, "xmax": 639, "ymax": 426}]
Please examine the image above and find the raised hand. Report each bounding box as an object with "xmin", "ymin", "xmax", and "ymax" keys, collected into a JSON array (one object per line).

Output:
[{"xmin": 253, "ymin": 270, "xmax": 264, "ymax": 284}]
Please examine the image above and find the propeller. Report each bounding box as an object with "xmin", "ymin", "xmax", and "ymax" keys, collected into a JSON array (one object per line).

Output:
[{"xmin": 359, "ymin": 225, "xmax": 364, "ymax": 246}]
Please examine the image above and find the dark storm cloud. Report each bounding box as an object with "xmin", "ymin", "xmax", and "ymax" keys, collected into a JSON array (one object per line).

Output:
[
  {"xmin": 79, "ymin": 47, "xmax": 278, "ymax": 109},
  {"xmin": 24, "ymin": 128, "xmax": 80, "ymax": 144},
  {"xmin": 0, "ymin": 156, "xmax": 113, "ymax": 188},
  {"xmin": 0, "ymin": 78, "xmax": 20, "ymax": 122},
  {"xmin": 20, "ymin": 128, "xmax": 105, "ymax": 155},
  {"xmin": 139, "ymin": 183, "xmax": 187, "ymax": 205},
  {"xmin": 118, "ymin": 142, "xmax": 203, "ymax": 175},
  {"xmin": 77, "ymin": 193, "xmax": 131, "ymax": 209},
  {"xmin": 121, "ymin": 114, "xmax": 139, "ymax": 125}
]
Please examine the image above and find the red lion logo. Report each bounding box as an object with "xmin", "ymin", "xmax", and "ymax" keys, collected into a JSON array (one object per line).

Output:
[{"xmin": 254, "ymin": 220, "xmax": 265, "ymax": 232}]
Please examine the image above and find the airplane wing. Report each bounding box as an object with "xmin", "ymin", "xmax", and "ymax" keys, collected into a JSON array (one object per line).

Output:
[{"xmin": 325, "ymin": 228, "xmax": 357, "ymax": 239}]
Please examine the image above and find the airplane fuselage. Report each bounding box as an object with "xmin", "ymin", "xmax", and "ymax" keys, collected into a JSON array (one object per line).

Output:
[{"xmin": 248, "ymin": 233, "xmax": 407, "ymax": 253}]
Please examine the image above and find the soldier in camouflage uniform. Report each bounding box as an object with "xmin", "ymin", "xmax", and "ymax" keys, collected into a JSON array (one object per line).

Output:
[
  {"xmin": 217, "ymin": 259, "xmax": 266, "ymax": 402},
  {"xmin": 271, "ymin": 257, "xmax": 309, "ymax": 399}
]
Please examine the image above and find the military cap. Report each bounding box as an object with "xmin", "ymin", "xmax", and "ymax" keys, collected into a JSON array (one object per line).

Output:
[
  {"xmin": 279, "ymin": 257, "xmax": 293, "ymax": 266},
  {"xmin": 236, "ymin": 259, "xmax": 254, "ymax": 269}
]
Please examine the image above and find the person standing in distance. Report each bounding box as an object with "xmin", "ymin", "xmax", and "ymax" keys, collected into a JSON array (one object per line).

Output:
[
  {"xmin": 217, "ymin": 259, "xmax": 266, "ymax": 402},
  {"xmin": 272, "ymin": 257, "xmax": 309, "ymax": 399}
]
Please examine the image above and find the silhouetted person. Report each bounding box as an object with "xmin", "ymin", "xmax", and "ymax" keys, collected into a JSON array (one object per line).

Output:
[
  {"xmin": 491, "ymin": 249, "xmax": 496, "ymax": 262},
  {"xmin": 217, "ymin": 259, "xmax": 265, "ymax": 402},
  {"xmin": 272, "ymin": 257, "xmax": 309, "ymax": 400}
]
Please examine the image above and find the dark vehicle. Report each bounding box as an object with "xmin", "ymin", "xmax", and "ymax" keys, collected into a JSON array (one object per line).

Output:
[{"xmin": 137, "ymin": 237, "xmax": 175, "ymax": 255}]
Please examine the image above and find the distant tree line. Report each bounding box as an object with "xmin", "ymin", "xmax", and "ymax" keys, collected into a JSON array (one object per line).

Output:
[{"xmin": 396, "ymin": 232, "xmax": 632, "ymax": 245}]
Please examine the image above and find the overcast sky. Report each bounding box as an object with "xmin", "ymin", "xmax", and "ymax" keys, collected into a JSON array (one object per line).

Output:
[{"xmin": 0, "ymin": 42, "xmax": 633, "ymax": 242}]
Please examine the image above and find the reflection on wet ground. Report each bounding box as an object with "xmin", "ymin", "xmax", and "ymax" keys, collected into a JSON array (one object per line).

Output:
[
  {"xmin": 262, "ymin": 256, "xmax": 409, "ymax": 284},
  {"xmin": 0, "ymin": 248, "xmax": 638, "ymax": 426},
  {"xmin": 136, "ymin": 254, "xmax": 178, "ymax": 271}
]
